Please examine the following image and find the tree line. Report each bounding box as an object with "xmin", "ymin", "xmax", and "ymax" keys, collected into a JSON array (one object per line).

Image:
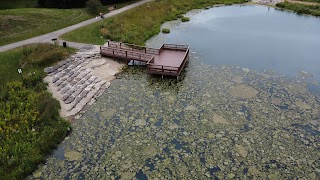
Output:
[{"xmin": 38, "ymin": 0, "xmax": 131, "ymax": 8}]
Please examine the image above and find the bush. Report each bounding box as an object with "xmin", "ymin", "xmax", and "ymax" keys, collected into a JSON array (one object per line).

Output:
[
  {"xmin": 181, "ymin": 16, "xmax": 190, "ymax": 22},
  {"xmin": 86, "ymin": 0, "xmax": 103, "ymax": 15},
  {"xmin": 177, "ymin": 14, "xmax": 184, "ymax": 18},
  {"xmin": 0, "ymin": 81, "xmax": 71, "ymax": 179},
  {"xmin": 23, "ymin": 71, "xmax": 43, "ymax": 89},
  {"xmin": 162, "ymin": 28, "xmax": 171, "ymax": 34}
]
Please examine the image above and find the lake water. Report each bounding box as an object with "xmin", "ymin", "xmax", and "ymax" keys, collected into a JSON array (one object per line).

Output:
[
  {"xmin": 31, "ymin": 5, "xmax": 320, "ymax": 179},
  {"xmin": 148, "ymin": 5, "xmax": 320, "ymax": 80}
]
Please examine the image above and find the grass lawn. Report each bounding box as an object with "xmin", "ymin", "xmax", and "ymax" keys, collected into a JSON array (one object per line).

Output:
[
  {"xmin": 0, "ymin": 0, "xmax": 142, "ymax": 47},
  {"xmin": 0, "ymin": 43, "xmax": 75, "ymax": 179},
  {"xmin": 0, "ymin": 8, "xmax": 93, "ymax": 46},
  {"xmin": 61, "ymin": 0, "xmax": 249, "ymax": 46}
]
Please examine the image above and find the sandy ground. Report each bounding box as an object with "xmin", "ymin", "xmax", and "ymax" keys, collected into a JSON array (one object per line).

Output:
[{"xmin": 44, "ymin": 45, "xmax": 125, "ymax": 119}]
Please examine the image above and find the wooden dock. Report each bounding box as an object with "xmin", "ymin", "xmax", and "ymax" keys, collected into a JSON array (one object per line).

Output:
[{"xmin": 100, "ymin": 41, "xmax": 189, "ymax": 78}]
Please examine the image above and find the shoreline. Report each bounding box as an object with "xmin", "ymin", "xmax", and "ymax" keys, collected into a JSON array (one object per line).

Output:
[{"xmin": 44, "ymin": 45, "xmax": 125, "ymax": 120}]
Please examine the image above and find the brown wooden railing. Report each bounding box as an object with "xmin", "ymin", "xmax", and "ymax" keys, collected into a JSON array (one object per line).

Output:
[
  {"xmin": 107, "ymin": 41, "xmax": 160, "ymax": 55},
  {"xmin": 101, "ymin": 46, "xmax": 154, "ymax": 62},
  {"xmin": 147, "ymin": 45, "xmax": 190, "ymax": 76},
  {"xmin": 101, "ymin": 41, "xmax": 190, "ymax": 77},
  {"xmin": 162, "ymin": 44, "xmax": 189, "ymax": 51},
  {"xmin": 147, "ymin": 64, "xmax": 179, "ymax": 75}
]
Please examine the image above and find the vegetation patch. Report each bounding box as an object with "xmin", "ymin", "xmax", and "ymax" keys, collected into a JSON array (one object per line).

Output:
[
  {"xmin": 86, "ymin": 0, "xmax": 103, "ymax": 15},
  {"xmin": 296, "ymin": 0, "xmax": 320, "ymax": 3},
  {"xmin": 0, "ymin": 0, "xmax": 37, "ymax": 9},
  {"xmin": 0, "ymin": 44, "xmax": 75, "ymax": 179},
  {"xmin": 162, "ymin": 28, "xmax": 171, "ymax": 34},
  {"xmin": 181, "ymin": 16, "xmax": 190, "ymax": 22},
  {"xmin": 0, "ymin": 8, "xmax": 93, "ymax": 46},
  {"xmin": 61, "ymin": 0, "xmax": 249, "ymax": 45},
  {"xmin": 276, "ymin": 2, "xmax": 320, "ymax": 16}
]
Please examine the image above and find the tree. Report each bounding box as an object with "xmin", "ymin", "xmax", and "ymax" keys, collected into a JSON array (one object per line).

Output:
[{"xmin": 86, "ymin": 0, "xmax": 103, "ymax": 15}]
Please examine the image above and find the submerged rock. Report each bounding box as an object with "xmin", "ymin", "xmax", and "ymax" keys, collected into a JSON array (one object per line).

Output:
[
  {"xmin": 212, "ymin": 114, "xmax": 229, "ymax": 125},
  {"xmin": 64, "ymin": 151, "xmax": 82, "ymax": 161},
  {"xmin": 235, "ymin": 144, "xmax": 248, "ymax": 158},
  {"xmin": 185, "ymin": 105, "xmax": 198, "ymax": 111},
  {"xmin": 229, "ymin": 84, "xmax": 258, "ymax": 99}
]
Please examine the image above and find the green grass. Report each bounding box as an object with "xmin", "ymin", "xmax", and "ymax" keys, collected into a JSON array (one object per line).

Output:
[
  {"xmin": 0, "ymin": 0, "xmax": 37, "ymax": 9},
  {"xmin": 162, "ymin": 28, "xmax": 171, "ymax": 34},
  {"xmin": 296, "ymin": 0, "xmax": 320, "ymax": 3},
  {"xmin": 0, "ymin": 44, "xmax": 75, "ymax": 86},
  {"xmin": 61, "ymin": 0, "xmax": 248, "ymax": 46},
  {"xmin": 276, "ymin": 1, "xmax": 320, "ymax": 16},
  {"xmin": 0, "ymin": 0, "xmax": 142, "ymax": 46},
  {"xmin": 181, "ymin": 16, "xmax": 190, "ymax": 22},
  {"xmin": 0, "ymin": 43, "xmax": 75, "ymax": 179},
  {"xmin": 0, "ymin": 8, "xmax": 93, "ymax": 46}
]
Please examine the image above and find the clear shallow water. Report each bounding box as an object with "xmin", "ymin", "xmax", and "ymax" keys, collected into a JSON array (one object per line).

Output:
[{"xmin": 31, "ymin": 5, "xmax": 320, "ymax": 179}]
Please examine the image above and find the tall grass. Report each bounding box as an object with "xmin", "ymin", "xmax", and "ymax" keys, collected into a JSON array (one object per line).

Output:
[
  {"xmin": 276, "ymin": 2, "xmax": 320, "ymax": 16},
  {"xmin": 0, "ymin": 44, "xmax": 75, "ymax": 86},
  {"xmin": 61, "ymin": 0, "xmax": 248, "ymax": 45},
  {"xmin": 0, "ymin": 44, "xmax": 75, "ymax": 179}
]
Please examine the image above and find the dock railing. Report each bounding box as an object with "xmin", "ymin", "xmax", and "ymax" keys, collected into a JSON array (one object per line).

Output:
[
  {"xmin": 147, "ymin": 45, "xmax": 190, "ymax": 76},
  {"xmin": 107, "ymin": 41, "xmax": 160, "ymax": 55},
  {"xmin": 101, "ymin": 46, "xmax": 154, "ymax": 62}
]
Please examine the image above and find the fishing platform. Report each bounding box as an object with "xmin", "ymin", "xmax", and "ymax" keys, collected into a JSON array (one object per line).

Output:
[{"xmin": 100, "ymin": 41, "xmax": 190, "ymax": 78}]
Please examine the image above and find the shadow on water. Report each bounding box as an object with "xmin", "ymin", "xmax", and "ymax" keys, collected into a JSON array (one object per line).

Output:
[
  {"xmin": 52, "ymin": 146, "xmax": 65, "ymax": 160},
  {"xmin": 208, "ymin": 166, "xmax": 221, "ymax": 175},
  {"xmin": 135, "ymin": 170, "xmax": 148, "ymax": 180},
  {"xmin": 240, "ymin": 105, "xmax": 252, "ymax": 121},
  {"xmin": 291, "ymin": 123, "xmax": 320, "ymax": 136},
  {"xmin": 307, "ymin": 83, "xmax": 320, "ymax": 95}
]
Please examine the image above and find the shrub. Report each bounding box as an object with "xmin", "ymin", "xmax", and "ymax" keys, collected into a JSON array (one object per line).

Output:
[
  {"xmin": 181, "ymin": 16, "xmax": 190, "ymax": 22},
  {"xmin": 0, "ymin": 81, "xmax": 71, "ymax": 179},
  {"xmin": 23, "ymin": 71, "xmax": 43, "ymax": 89},
  {"xmin": 177, "ymin": 14, "xmax": 183, "ymax": 18},
  {"xmin": 162, "ymin": 28, "xmax": 171, "ymax": 34},
  {"xmin": 101, "ymin": 27, "xmax": 112, "ymax": 39},
  {"xmin": 86, "ymin": 0, "xmax": 102, "ymax": 15}
]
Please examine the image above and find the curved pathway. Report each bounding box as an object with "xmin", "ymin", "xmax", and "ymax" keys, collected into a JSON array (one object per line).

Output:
[{"xmin": 0, "ymin": 0, "xmax": 152, "ymax": 52}]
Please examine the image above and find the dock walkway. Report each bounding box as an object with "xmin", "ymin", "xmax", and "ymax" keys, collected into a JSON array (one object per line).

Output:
[{"xmin": 100, "ymin": 41, "xmax": 189, "ymax": 78}]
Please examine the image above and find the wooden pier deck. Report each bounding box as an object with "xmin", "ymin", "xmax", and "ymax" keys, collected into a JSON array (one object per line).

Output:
[{"xmin": 100, "ymin": 41, "xmax": 189, "ymax": 78}]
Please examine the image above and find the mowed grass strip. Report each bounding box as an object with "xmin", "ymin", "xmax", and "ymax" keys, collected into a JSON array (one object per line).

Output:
[
  {"xmin": 0, "ymin": 8, "xmax": 93, "ymax": 46},
  {"xmin": 61, "ymin": 0, "xmax": 248, "ymax": 45}
]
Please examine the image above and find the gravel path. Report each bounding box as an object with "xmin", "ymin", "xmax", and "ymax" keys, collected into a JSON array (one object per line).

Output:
[{"xmin": 0, "ymin": 0, "xmax": 152, "ymax": 52}]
